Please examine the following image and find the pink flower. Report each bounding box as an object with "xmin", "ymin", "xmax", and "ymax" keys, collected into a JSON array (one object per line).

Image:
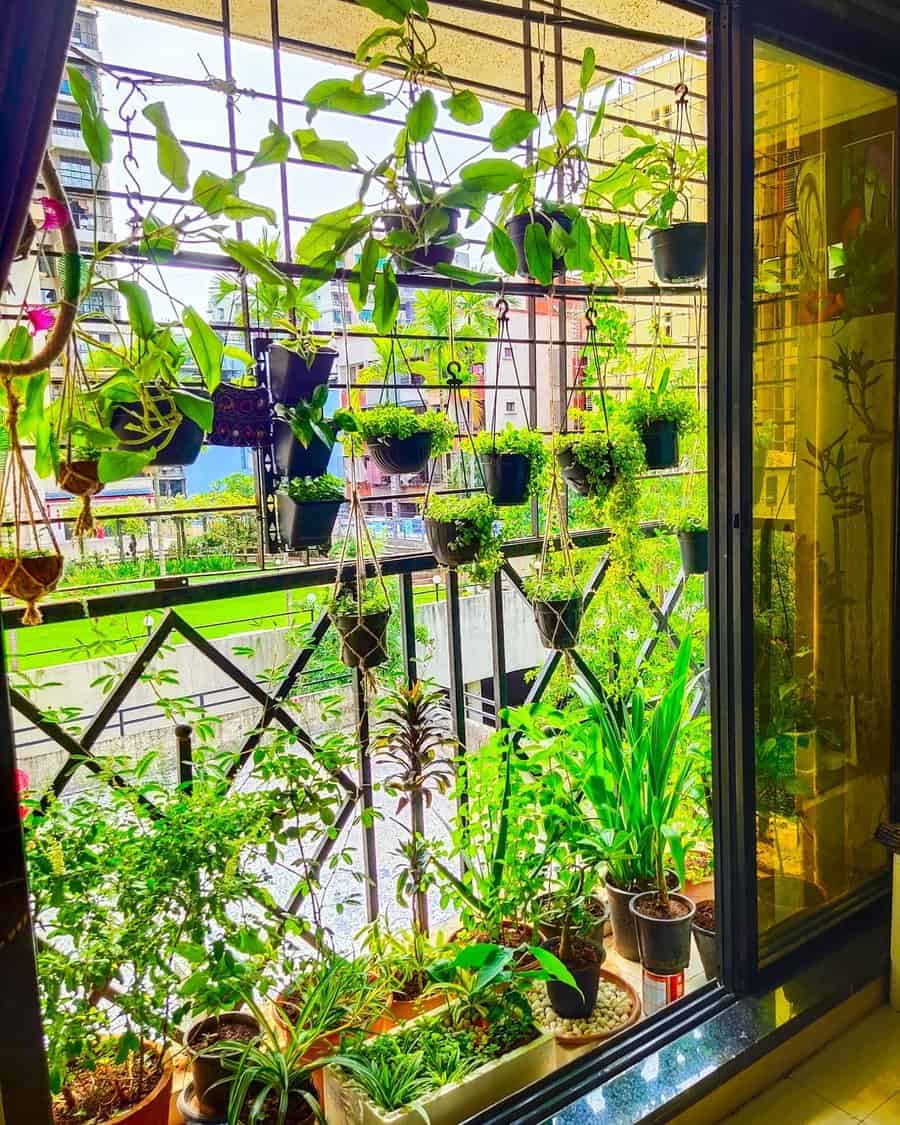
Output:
[
  {"xmin": 25, "ymin": 306, "xmax": 55, "ymax": 335},
  {"xmin": 39, "ymin": 197, "xmax": 69, "ymax": 231},
  {"xmin": 15, "ymin": 769, "xmax": 29, "ymax": 822}
]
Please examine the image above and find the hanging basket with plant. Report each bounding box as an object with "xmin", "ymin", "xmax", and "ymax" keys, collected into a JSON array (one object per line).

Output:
[
  {"xmin": 382, "ymin": 200, "xmax": 462, "ymax": 271},
  {"xmin": 349, "ymin": 403, "xmax": 456, "ymax": 476},
  {"xmin": 423, "ymin": 492, "xmax": 502, "ymax": 577},
  {"xmin": 267, "ymin": 320, "xmax": 338, "ymax": 407},
  {"xmin": 276, "ymin": 474, "xmax": 345, "ymax": 551},
  {"xmin": 475, "ymin": 426, "xmax": 547, "ymax": 506},
  {"xmin": 674, "ymin": 514, "xmax": 708, "ymax": 576},
  {"xmin": 525, "ymin": 454, "xmax": 583, "ymax": 651},
  {"xmin": 554, "ymin": 426, "xmax": 644, "ymax": 506},
  {"xmin": 273, "ymin": 384, "xmax": 354, "ymax": 479},
  {"xmin": 209, "ymin": 380, "xmax": 271, "ymax": 449},
  {"xmin": 620, "ymin": 369, "xmax": 698, "ymax": 471}
]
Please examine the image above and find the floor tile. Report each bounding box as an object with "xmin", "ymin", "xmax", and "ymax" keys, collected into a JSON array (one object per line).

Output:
[
  {"xmin": 789, "ymin": 1007, "xmax": 900, "ymax": 1119},
  {"xmin": 866, "ymin": 1092, "xmax": 900, "ymax": 1124},
  {"xmin": 725, "ymin": 1077, "xmax": 859, "ymax": 1123}
]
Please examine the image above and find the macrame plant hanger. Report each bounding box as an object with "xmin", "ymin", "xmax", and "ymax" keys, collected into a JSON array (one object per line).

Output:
[{"xmin": 56, "ymin": 341, "xmax": 107, "ymax": 537}]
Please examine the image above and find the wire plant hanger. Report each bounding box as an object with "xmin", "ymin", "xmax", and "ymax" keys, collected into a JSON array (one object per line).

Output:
[{"xmin": 485, "ymin": 297, "xmax": 532, "ymax": 444}]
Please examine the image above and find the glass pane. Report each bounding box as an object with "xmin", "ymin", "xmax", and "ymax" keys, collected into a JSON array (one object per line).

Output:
[{"xmin": 753, "ymin": 43, "xmax": 897, "ymax": 955}]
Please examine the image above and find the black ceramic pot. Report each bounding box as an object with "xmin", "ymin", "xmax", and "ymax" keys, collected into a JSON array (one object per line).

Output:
[
  {"xmin": 425, "ymin": 516, "xmax": 479, "ymax": 568},
  {"xmin": 677, "ymin": 529, "xmax": 708, "ymax": 576},
  {"xmin": 630, "ymin": 892, "xmax": 696, "ymax": 975},
  {"xmin": 186, "ymin": 1011, "xmax": 260, "ymax": 1117},
  {"xmin": 533, "ymin": 596, "xmax": 582, "ymax": 650},
  {"xmin": 483, "ymin": 451, "xmax": 530, "ymax": 506},
  {"xmin": 333, "ymin": 609, "xmax": 391, "ymax": 669},
  {"xmin": 367, "ymin": 431, "xmax": 432, "ymax": 475},
  {"xmin": 555, "ymin": 448, "xmax": 592, "ymax": 496},
  {"xmin": 110, "ymin": 389, "xmax": 206, "ymax": 467},
  {"xmin": 648, "ymin": 221, "xmax": 707, "ymax": 284},
  {"xmin": 606, "ymin": 871, "xmax": 680, "ymax": 962},
  {"xmin": 544, "ymin": 939, "xmax": 603, "ymax": 1020},
  {"xmin": 277, "ymin": 494, "xmax": 342, "ymax": 550},
  {"xmin": 273, "ymin": 419, "xmax": 332, "ymax": 479},
  {"xmin": 383, "ymin": 205, "xmax": 460, "ymax": 270},
  {"xmin": 268, "ymin": 344, "xmax": 337, "ymax": 407},
  {"xmin": 506, "ymin": 209, "xmax": 572, "ymax": 278},
  {"xmin": 641, "ymin": 419, "xmax": 679, "ymax": 470}
]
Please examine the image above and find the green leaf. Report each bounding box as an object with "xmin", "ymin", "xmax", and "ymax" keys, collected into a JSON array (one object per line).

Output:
[
  {"xmin": 490, "ymin": 108, "xmax": 539, "ymax": 151},
  {"xmin": 531, "ymin": 946, "xmax": 580, "ymax": 991},
  {"xmin": 489, "ymin": 225, "xmax": 518, "ymax": 274},
  {"xmin": 589, "ymin": 81, "xmax": 614, "ymax": 141},
  {"xmin": 609, "ymin": 220, "xmax": 633, "ymax": 262},
  {"xmin": 434, "ymin": 262, "xmax": 496, "ymax": 285},
  {"xmin": 252, "ymin": 120, "xmax": 291, "ymax": 167},
  {"xmin": 460, "ymin": 158, "xmax": 524, "ymax": 193},
  {"xmin": 351, "ymin": 235, "xmax": 381, "ymax": 311},
  {"xmin": 564, "ymin": 213, "xmax": 593, "ymax": 272},
  {"xmin": 373, "ymin": 264, "xmax": 400, "ymax": 334},
  {"xmin": 355, "ymin": 26, "xmax": 403, "ymax": 62},
  {"xmin": 67, "ymin": 66, "xmax": 111, "ymax": 165},
  {"xmin": 97, "ymin": 450, "xmax": 153, "ymax": 484},
  {"xmin": 293, "ymin": 128, "xmax": 358, "ymax": 170},
  {"xmin": 182, "ymin": 307, "xmax": 223, "ymax": 394},
  {"xmin": 142, "ymin": 102, "xmax": 190, "ymax": 191},
  {"xmin": 407, "ymin": 90, "xmax": 438, "ymax": 143},
  {"xmin": 192, "ymin": 170, "xmax": 245, "ymax": 216},
  {"xmin": 524, "ymin": 222, "xmax": 553, "ymax": 285},
  {"xmin": 443, "ymin": 89, "xmax": 483, "ymax": 125},
  {"xmin": 140, "ymin": 215, "xmax": 177, "ymax": 262},
  {"xmin": 171, "ymin": 389, "xmax": 214, "ymax": 432},
  {"xmin": 0, "ymin": 327, "xmax": 31, "ymax": 363},
  {"xmin": 303, "ymin": 77, "xmax": 388, "ymax": 119},
  {"xmin": 220, "ymin": 238, "xmax": 296, "ymax": 296},
  {"xmin": 223, "ymin": 344, "xmax": 255, "ymax": 370},
  {"xmin": 116, "ymin": 281, "xmax": 155, "ymax": 340},
  {"xmin": 553, "ymin": 109, "xmax": 577, "ymax": 149},
  {"xmin": 548, "ymin": 219, "xmax": 573, "ymax": 258},
  {"xmin": 221, "ymin": 196, "xmax": 277, "ymax": 224},
  {"xmin": 354, "ymin": 0, "xmax": 412, "ymax": 21},
  {"xmin": 294, "ymin": 203, "xmax": 363, "ymax": 266},
  {"xmin": 580, "ymin": 47, "xmax": 596, "ymax": 92},
  {"xmin": 176, "ymin": 941, "xmax": 206, "ymax": 964}
]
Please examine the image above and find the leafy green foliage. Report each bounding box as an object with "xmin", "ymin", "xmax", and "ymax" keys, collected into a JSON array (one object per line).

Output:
[
  {"xmin": 556, "ymin": 425, "xmax": 645, "ymax": 511},
  {"xmin": 523, "ymin": 558, "xmax": 581, "ymax": 602},
  {"xmin": 474, "ymin": 425, "xmax": 548, "ymax": 496},
  {"xmin": 330, "ymin": 580, "xmax": 391, "ymax": 616},
  {"xmin": 278, "ymin": 474, "xmax": 345, "ymax": 503},
  {"xmin": 350, "ymin": 404, "xmax": 456, "ymax": 456},
  {"xmin": 620, "ymin": 371, "xmax": 699, "ymax": 434},
  {"xmin": 275, "ymin": 386, "xmax": 354, "ymax": 450},
  {"xmin": 422, "ymin": 492, "xmax": 503, "ymax": 581},
  {"xmin": 143, "ymin": 102, "xmax": 190, "ymax": 191},
  {"xmin": 66, "ymin": 66, "xmax": 111, "ymax": 166}
]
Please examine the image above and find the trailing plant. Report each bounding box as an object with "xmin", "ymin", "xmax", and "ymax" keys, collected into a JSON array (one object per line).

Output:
[
  {"xmin": 474, "ymin": 426, "xmax": 548, "ymax": 496},
  {"xmin": 555, "ymin": 424, "xmax": 645, "ymax": 516},
  {"xmin": 673, "ymin": 513, "xmax": 706, "ymax": 534},
  {"xmin": 329, "ymin": 579, "xmax": 391, "ymax": 616},
  {"xmin": 524, "ymin": 559, "xmax": 581, "ymax": 602},
  {"xmin": 278, "ymin": 474, "xmax": 345, "ymax": 503},
  {"xmin": 274, "ymin": 385, "xmax": 354, "ymax": 450},
  {"xmin": 347, "ymin": 404, "xmax": 456, "ymax": 456},
  {"xmin": 422, "ymin": 491, "xmax": 503, "ymax": 582}
]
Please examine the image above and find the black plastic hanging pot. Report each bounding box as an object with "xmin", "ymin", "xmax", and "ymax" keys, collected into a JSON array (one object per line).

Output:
[
  {"xmin": 273, "ymin": 419, "xmax": 333, "ymax": 479},
  {"xmin": 606, "ymin": 872, "xmax": 680, "ymax": 962},
  {"xmin": 533, "ymin": 596, "xmax": 582, "ymax": 650},
  {"xmin": 506, "ymin": 209, "xmax": 572, "ymax": 279},
  {"xmin": 483, "ymin": 451, "xmax": 530, "ymax": 506},
  {"xmin": 677, "ymin": 529, "xmax": 708, "ymax": 576},
  {"xmin": 692, "ymin": 900, "xmax": 717, "ymax": 982},
  {"xmin": 425, "ymin": 517, "xmax": 480, "ymax": 568},
  {"xmin": 649, "ymin": 221, "xmax": 707, "ymax": 284},
  {"xmin": 268, "ymin": 344, "xmax": 337, "ymax": 407},
  {"xmin": 368, "ymin": 431, "xmax": 433, "ymax": 475},
  {"xmin": 383, "ymin": 205, "xmax": 460, "ymax": 270},
  {"xmin": 332, "ymin": 609, "xmax": 391, "ymax": 669},
  {"xmin": 630, "ymin": 891, "xmax": 696, "ymax": 975},
  {"xmin": 186, "ymin": 1011, "xmax": 260, "ymax": 1117},
  {"xmin": 641, "ymin": 420, "xmax": 679, "ymax": 470},
  {"xmin": 555, "ymin": 449, "xmax": 592, "ymax": 496},
  {"xmin": 543, "ymin": 939, "xmax": 604, "ymax": 1019},
  {"xmin": 110, "ymin": 389, "xmax": 206, "ymax": 467},
  {"xmin": 277, "ymin": 494, "xmax": 342, "ymax": 550}
]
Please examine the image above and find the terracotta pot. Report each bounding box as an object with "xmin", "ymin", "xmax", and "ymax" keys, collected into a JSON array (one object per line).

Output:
[
  {"xmin": 370, "ymin": 989, "xmax": 446, "ymax": 1033},
  {"xmin": 105, "ymin": 1060, "xmax": 173, "ymax": 1125}
]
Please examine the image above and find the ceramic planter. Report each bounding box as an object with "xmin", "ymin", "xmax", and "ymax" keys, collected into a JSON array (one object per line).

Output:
[
  {"xmin": 648, "ymin": 221, "xmax": 707, "ymax": 284},
  {"xmin": 382, "ymin": 205, "xmax": 460, "ymax": 270},
  {"xmin": 506, "ymin": 210, "xmax": 572, "ymax": 279},
  {"xmin": 640, "ymin": 419, "xmax": 679, "ymax": 470},
  {"xmin": 277, "ymin": 494, "xmax": 342, "ymax": 550},
  {"xmin": 533, "ymin": 596, "xmax": 582, "ymax": 650},
  {"xmin": 332, "ymin": 609, "xmax": 391, "ymax": 669},
  {"xmin": 629, "ymin": 891, "xmax": 696, "ymax": 975},
  {"xmin": 269, "ymin": 344, "xmax": 337, "ymax": 406},
  {"xmin": 677, "ymin": 529, "xmax": 708, "ymax": 575},
  {"xmin": 482, "ymin": 451, "xmax": 530, "ymax": 506},
  {"xmin": 605, "ymin": 871, "xmax": 680, "ymax": 962},
  {"xmin": 692, "ymin": 899, "xmax": 717, "ymax": 982},
  {"xmin": 425, "ymin": 517, "xmax": 480, "ymax": 567},
  {"xmin": 367, "ymin": 431, "xmax": 433, "ymax": 475},
  {"xmin": 209, "ymin": 383, "xmax": 271, "ymax": 448},
  {"xmin": 110, "ymin": 390, "xmax": 206, "ymax": 467},
  {"xmin": 273, "ymin": 419, "xmax": 333, "ymax": 479},
  {"xmin": 185, "ymin": 1011, "xmax": 260, "ymax": 1118}
]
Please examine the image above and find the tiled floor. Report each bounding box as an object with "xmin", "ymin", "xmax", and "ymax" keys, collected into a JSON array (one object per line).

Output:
[{"xmin": 724, "ymin": 1005, "xmax": 900, "ymax": 1123}]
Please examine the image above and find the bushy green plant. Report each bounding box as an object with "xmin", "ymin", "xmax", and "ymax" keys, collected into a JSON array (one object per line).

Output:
[
  {"xmin": 524, "ymin": 560, "xmax": 581, "ymax": 602},
  {"xmin": 278, "ymin": 474, "xmax": 345, "ymax": 503},
  {"xmin": 474, "ymin": 426, "xmax": 548, "ymax": 496},
  {"xmin": 556, "ymin": 425, "xmax": 645, "ymax": 511},
  {"xmin": 674, "ymin": 513, "xmax": 706, "ymax": 534},
  {"xmin": 422, "ymin": 492, "xmax": 503, "ymax": 582},
  {"xmin": 620, "ymin": 371, "xmax": 699, "ymax": 435},
  {"xmin": 329, "ymin": 579, "xmax": 390, "ymax": 616},
  {"xmin": 275, "ymin": 385, "xmax": 354, "ymax": 450},
  {"xmin": 349, "ymin": 404, "xmax": 456, "ymax": 456}
]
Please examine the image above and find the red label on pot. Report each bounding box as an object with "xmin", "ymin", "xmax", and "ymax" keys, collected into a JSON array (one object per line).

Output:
[{"xmin": 642, "ymin": 969, "xmax": 684, "ymax": 1015}]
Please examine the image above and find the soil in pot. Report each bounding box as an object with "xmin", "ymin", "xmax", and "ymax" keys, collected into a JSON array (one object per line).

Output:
[
  {"xmin": 383, "ymin": 205, "xmax": 460, "ymax": 270},
  {"xmin": 268, "ymin": 345, "xmax": 337, "ymax": 406},
  {"xmin": 649, "ymin": 221, "xmax": 707, "ymax": 284},
  {"xmin": 533, "ymin": 596, "xmax": 582, "ymax": 650},
  {"xmin": 640, "ymin": 419, "xmax": 679, "ymax": 470},
  {"xmin": 483, "ymin": 451, "xmax": 530, "ymax": 506},
  {"xmin": 692, "ymin": 898, "xmax": 717, "ymax": 982},
  {"xmin": 544, "ymin": 936, "xmax": 604, "ymax": 1020},
  {"xmin": 506, "ymin": 210, "xmax": 572, "ymax": 279},
  {"xmin": 425, "ymin": 517, "xmax": 480, "ymax": 567},
  {"xmin": 277, "ymin": 495, "xmax": 342, "ymax": 551},
  {"xmin": 273, "ymin": 419, "xmax": 332, "ymax": 479},
  {"xmin": 110, "ymin": 390, "xmax": 206, "ymax": 467},
  {"xmin": 187, "ymin": 1011, "xmax": 260, "ymax": 1117},
  {"xmin": 52, "ymin": 1048, "xmax": 170, "ymax": 1125},
  {"xmin": 539, "ymin": 895, "xmax": 608, "ymax": 946},
  {"xmin": 630, "ymin": 891, "xmax": 696, "ymax": 975},
  {"xmin": 678, "ymin": 529, "xmax": 708, "ymax": 576},
  {"xmin": 333, "ymin": 609, "xmax": 391, "ymax": 669},
  {"xmin": 606, "ymin": 871, "xmax": 679, "ymax": 962},
  {"xmin": 368, "ymin": 431, "xmax": 432, "ymax": 475}
]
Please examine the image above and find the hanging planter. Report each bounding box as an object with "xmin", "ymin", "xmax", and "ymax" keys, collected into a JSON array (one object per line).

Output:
[
  {"xmin": 474, "ymin": 427, "xmax": 547, "ymax": 507},
  {"xmin": 423, "ymin": 493, "xmax": 501, "ymax": 572},
  {"xmin": 505, "ymin": 208, "xmax": 572, "ymax": 281},
  {"xmin": 620, "ymin": 370, "xmax": 698, "ymax": 473},
  {"xmin": 349, "ymin": 404, "xmax": 455, "ymax": 476},
  {"xmin": 554, "ymin": 429, "xmax": 644, "ymax": 504},
  {"xmin": 209, "ymin": 382, "xmax": 271, "ymax": 448},
  {"xmin": 649, "ymin": 221, "xmax": 707, "ymax": 284},
  {"xmin": 382, "ymin": 204, "xmax": 460, "ymax": 270},
  {"xmin": 110, "ymin": 386, "xmax": 208, "ymax": 467},
  {"xmin": 57, "ymin": 458, "xmax": 104, "ymax": 537},
  {"xmin": 629, "ymin": 891, "xmax": 696, "ymax": 975},
  {"xmin": 274, "ymin": 386, "xmax": 353, "ymax": 479},
  {"xmin": 331, "ymin": 598, "xmax": 391, "ymax": 670},
  {"xmin": 276, "ymin": 475, "xmax": 345, "ymax": 551},
  {"xmin": 268, "ymin": 342, "xmax": 338, "ymax": 407},
  {"xmin": 533, "ymin": 595, "xmax": 582, "ymax": 650},
  {"xmin": 676, "ymin": 521, "xmax": 708, "ymax": 575}
]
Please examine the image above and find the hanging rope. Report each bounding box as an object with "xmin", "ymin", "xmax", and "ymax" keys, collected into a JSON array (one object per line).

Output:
[
  {"xmin": 488, "ymin": 297, "xmax": 531, "ymax": 446},
  {"xmin": 54, "ymin": 342, "xmax": 107, "ymax": 537}
]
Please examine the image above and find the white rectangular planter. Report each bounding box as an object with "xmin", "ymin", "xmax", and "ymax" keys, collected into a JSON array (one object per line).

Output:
[{"xmin": 324, "ymin": 1019, "xmax": 556, "ymax": 1125}]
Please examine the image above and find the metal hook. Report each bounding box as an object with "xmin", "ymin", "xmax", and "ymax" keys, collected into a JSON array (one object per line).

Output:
[
  {"xmin": 495, "ymin": 297, "xmax": 510, "ymax": 322},
  {"xmin": 674, "ymin": 82, "xmax": 689, "ymax": 107},
  {"xmin": 585, "ymin": 304, "xmax": 597, "ymax": 331},
  {"xmin": 445, "ymin": 360, "xmax": 463, "ymax": 386}
]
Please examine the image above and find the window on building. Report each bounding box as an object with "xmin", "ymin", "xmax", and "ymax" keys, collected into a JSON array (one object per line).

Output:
[
  {"xmin": 502, "ymin": 344, "xmax": 513, "ymax": 359},
  {"xmin": 59, "ymin": 158, "xmax": 93, "ymax": 190},
  {"xmin": 54, "ymin": 107, "xmax": 82, "ymax": 137},
  {"xmin": 504, "ymin": 400, "xmax": 516, "ymax": 413}
]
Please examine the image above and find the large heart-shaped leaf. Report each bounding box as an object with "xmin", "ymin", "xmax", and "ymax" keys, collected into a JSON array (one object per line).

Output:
[
  {"xmin": 489, "ymin": 108, "xmax": 539, "ymax": 151},
  {"xmin": 252, "ymin": 120, "xmax": 291, "ymax": 167},
  {"xmin": 443, "ymin": 89, "xmax": 483, "ymax": 124},
  {"xmin": 117, "ymin": 281, "xmax": 155, "ymax": 340},
  {"xmin": 460, "ymin": 159, "xmax": 524, "ymax": 193},
  {"xmin": 407, "ymin": 90, "xmax": 437, "ymax": 143},
  {"xmin": 67, "ymin": 66, "xmax": 112, "ymax": 165},
  {"xmin": 143, "ymin": 102, "xmax": 190, "ymax": 191},
  {"xmin": 182, "ymin": 307, "xmax": 223, "ymax": 394}
]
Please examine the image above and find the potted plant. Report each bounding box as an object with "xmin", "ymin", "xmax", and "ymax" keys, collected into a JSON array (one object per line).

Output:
[
  {"xmin": 273, "ymin": 386, "xmax": 354, "ymax": 479},
  {"xmin": 554, "ymin": 425, "xmax": 645, "ymax": 505},
  {"xmin": 329, "ymin": 579, "xmax": 392, "ymax": 669},
  {"xmin": 692, "ymin": 899, "xmax": 717, "ymax": 981},
  {"xmin": 474, "ymin": 426, "xmax": 547, "ymax": 507},
  {"xmin": 361, "ymin": 923, "xmax": 451, "ymax": 1028},
  {"xmin": 185, "ymin": 1010, "xmax": 261, "ymax": 1119},
  {"xmin": 276, "ymin": 474, "xmax": 345, "ymax": 551},
  {"xmin": 538, "ymin": 868, "xmax": 609, "ymax": 948},
  {"xmin": 268, "ymin": 316, "xmax": 338, "ymax": 407},
  {"xmin": 539, "ymin": 870, "xmax": 605, "ymax": 1020},
  {"xmin": 524, "ymin": 561, "xmax": 582, "ymax": 651},
  {"xmin": 56, "ymin": 435, "xmax": 106, "ymax": 536},
  {"xmin": 620, "ymin": 370, "xmax": 698, "ymax": 471},
  {"xmin": 349, "ymin": 404, "xmax": 456, "ymax": 475},
  {"xmin": 382, "ymin": 196, "xmax": 462, "ymax": 271},
  {"xmin": 423, "ymin": 492, "xmax": 502, "ymax": 574},
  {"xmin": 674, "ymin": 513, "xmax": 708, "ymax": 576}
]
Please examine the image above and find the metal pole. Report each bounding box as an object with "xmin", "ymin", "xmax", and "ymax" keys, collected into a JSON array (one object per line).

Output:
[
  {"xmin": 489, "ymin": 570, "xmax": 509, "ymax": 726},
  {"xmin": 175, "ymin": 723, "xmax": 193, "ymax": 791},
  {"xmin": 353, "ymin": 669, "xmax": 379, "ymax": 922}
]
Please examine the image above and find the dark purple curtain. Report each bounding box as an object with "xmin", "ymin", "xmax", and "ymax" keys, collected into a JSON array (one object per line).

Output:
[{"xmin": 0, "ymin": 5, "xmax": 75, "ymax": 1120}]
